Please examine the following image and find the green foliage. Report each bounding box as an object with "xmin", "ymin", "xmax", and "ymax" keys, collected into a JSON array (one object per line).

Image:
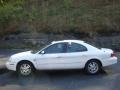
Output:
[{"xmin": 0, "ymin": 0, "xmax": 120, "ymax": 38}]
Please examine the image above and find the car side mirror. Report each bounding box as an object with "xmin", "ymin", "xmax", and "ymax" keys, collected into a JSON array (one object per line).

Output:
[{"xmin": 41, "ymin": 51, "xmax": 45, "ymax": 54}]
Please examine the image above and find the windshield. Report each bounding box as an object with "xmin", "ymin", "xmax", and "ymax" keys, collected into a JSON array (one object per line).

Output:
[
  {"xmin": 31, "ymin": 49, "xmax": 39, "ymax": 54},
  {"xmin": 31, "ymin": 44, "xmax": 50, "ymax": 54}
]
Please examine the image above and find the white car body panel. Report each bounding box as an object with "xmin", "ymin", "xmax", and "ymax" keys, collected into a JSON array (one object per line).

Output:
[
  {"xmin": 35, "ymin": 52, "xmax": 88, "ymax": 70},
  {"xmin": 6, "ymin": 40, "xmax": 117, "ymax": 71}
]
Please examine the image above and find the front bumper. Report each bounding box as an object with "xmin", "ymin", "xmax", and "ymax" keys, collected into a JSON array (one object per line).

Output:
[{"xmin": 6, "ymin": 61, "xmax": 16, "ymax": 71}]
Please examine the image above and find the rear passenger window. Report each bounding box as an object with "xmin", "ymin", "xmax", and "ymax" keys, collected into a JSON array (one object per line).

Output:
[{"xmin": 67, "ymin": 43, "xmax": 87, "ymax": 53}]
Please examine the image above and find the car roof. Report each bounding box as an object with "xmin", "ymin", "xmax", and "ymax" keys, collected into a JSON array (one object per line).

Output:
[{"xmin": 51, "ymin": 40, "xmax": 84, "ymax": 44}]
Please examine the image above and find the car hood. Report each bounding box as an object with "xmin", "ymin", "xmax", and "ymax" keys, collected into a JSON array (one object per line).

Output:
[{"xmin": 11, "ymin": 51, "xmax": 32, "ymax": 59}]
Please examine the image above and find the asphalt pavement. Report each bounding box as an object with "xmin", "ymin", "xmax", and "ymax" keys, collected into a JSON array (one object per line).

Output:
[{"xmin": 0, "ymin": 50, "xmax": 120, "ymax": 90}]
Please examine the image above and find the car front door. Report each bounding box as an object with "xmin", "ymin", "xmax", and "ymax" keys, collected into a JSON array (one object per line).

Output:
[{"xmin": 35, "ymin": 42, "xmax": 68, "ymax": 70}]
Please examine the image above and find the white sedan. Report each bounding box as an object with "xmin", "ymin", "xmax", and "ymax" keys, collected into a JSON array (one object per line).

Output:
[{"xmin": 6, "ymin": 40, "xmax": 117, "ymax": 76}]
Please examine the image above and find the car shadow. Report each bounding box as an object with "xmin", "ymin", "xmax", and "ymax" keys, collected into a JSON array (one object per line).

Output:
[
  {"xmin": 0, "ymin": 68, "xmax": 9, "ymax": 74},
  {"xmin": 0, "ymin": 69, "xmax": 108, "ymax": 87}
]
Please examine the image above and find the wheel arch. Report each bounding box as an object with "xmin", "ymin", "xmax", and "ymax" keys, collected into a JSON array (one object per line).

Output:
[
  {"xmin": 16, "ymin": 60, "xmax": 36, "ymax": 71},
  {"xmin": 85, "ymin": 59, "xmax": 102, "ymax": 68}
]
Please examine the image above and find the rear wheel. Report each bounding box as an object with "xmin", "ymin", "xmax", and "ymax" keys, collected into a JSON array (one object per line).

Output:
[
  {"xmin": 85, "ymin": 60, "xmax": 101, "ymax": 75},
  {"xmin": 17, "ymin": 62, "xmax": 34, "ymax": 76}
]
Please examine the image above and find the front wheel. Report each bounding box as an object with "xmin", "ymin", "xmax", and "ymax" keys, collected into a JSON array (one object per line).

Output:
[
  {"xmin": 85, "ymin": 60, "xmax": 101, "ymax": 75},
  {"xmin": 17, "ymin": 62, "xmax": 34, "ymax": 76}
]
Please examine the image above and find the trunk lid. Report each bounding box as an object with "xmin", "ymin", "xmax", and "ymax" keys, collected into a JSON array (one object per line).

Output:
[{"xmin": 101, "ymin": 48, "xmax": 113, "ymax": 53}]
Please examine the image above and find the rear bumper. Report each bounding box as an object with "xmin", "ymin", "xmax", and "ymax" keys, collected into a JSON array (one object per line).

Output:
[
  {"xmin": 102, "ymin": 57, "xmax": 117, "ymax": 67},
  {"xmin": 6, "ymin": 61, "xmax": 16, "ymax": 71}
]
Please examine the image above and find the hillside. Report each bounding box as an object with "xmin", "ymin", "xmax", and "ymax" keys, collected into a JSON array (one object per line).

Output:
[
  {"xmin": 0, "ymin": 0, "xmax": 120, "ymax": 50},
  {"xmin": 0, "ymin": 0, "xmax": 120, "ymax": 38}
]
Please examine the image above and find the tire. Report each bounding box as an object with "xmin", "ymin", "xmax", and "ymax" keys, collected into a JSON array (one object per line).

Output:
[
  {"xmin": 85, "ymin": 60, "xmax": 101, "ymax": 75},
  {"xmin": 17, "ymin": 62, "xmax": 34, "ymax": 76}
]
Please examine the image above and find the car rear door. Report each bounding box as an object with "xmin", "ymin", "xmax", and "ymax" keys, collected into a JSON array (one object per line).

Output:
[{"xmin": 59, "ymin": 42, "xmax": 88, "ymax": 69}]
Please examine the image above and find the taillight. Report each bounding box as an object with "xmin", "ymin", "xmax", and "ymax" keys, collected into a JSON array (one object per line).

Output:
[{"xmin": 111, "ymin": 52, "xmax": 116, "ymax": 57}]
